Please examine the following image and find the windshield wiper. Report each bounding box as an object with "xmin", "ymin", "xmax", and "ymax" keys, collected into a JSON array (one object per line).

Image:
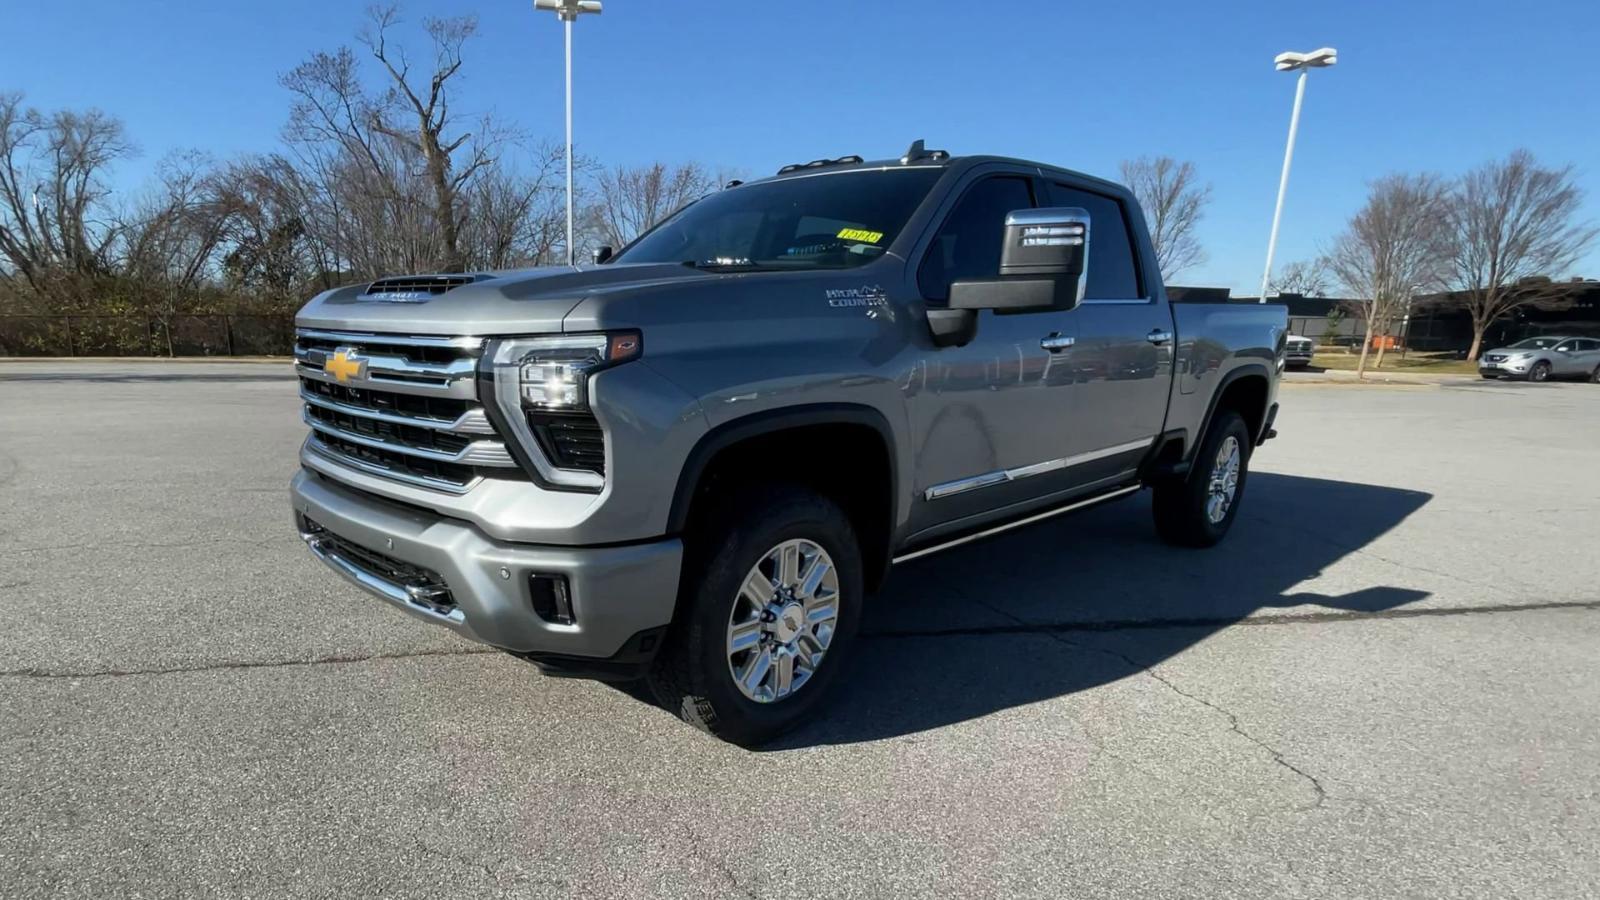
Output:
[{"xmin": 681, "ymin": 258, "xmax": 774, "ymax": 271}]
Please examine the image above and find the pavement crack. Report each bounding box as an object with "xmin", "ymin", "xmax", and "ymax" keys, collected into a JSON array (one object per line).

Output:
[
  {"xmin": 861, "ymin": 599, "xmax": 1600, "ymax": 641},
  {"xmin": 0, "ymin": 645, "xmax": 497, "ymax": 680},
  {"xmin": 12, "ymin": 535, "xmax": 282, "ymax": 555},
  {"xmin": 678, "ymin": 823, "xmax": 756, "ymax": 899},
  {"xmin": 956, "ymin": 588, "xmax": 1331, "ymax": 812},
  {"xmin": 1257, "ymin": 513, "xmax": 1501, "ymax": 592},
  {"xmin": 1087, "ymin": 640, "xmax": 1328, "ymax": 811}
]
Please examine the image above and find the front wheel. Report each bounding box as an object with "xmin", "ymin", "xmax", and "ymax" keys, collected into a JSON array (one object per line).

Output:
[
  {"xmin": 647, "ymin": 485, "xmax": 862, "ymax": 746},
  {"xmin": 1152, "ymin": 410, "xmax": 1251, "ymax": 548},
  {"xmin": 1528, "ymin": 361, "xmax": 1552, "ymax": 382}
]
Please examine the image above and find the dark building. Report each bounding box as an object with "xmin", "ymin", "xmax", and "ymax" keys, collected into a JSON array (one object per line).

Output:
[{"xmin": 1170, "ymin": 280, "xmax": 1600, "ymax": 352}]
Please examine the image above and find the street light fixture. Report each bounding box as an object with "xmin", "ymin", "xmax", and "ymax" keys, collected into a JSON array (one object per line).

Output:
[
  {"xmin": 533, "ymin": 0, "xmax": 602, "ymax": 266},
  {"xmin": 1258, "ymin": 47, "xmax": 1337, "ymax": 303}
]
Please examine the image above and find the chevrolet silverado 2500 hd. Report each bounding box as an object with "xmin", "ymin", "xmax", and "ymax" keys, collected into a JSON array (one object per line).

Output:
[{"xmin": 290, "ymin": 142, "xmax": 1287, "ymax": 745}]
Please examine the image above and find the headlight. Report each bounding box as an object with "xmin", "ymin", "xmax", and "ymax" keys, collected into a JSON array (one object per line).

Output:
[
  {"xmin": 491, "ymin": 332, "xmax": 642, "ymax": 413},
  {"xmin": 486, "ymin": 331, "xmax": 641, "ymax": 490}
]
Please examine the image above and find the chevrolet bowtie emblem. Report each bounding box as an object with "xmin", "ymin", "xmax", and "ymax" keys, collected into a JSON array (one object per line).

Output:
[{"xmin": 325, "ymin": 348, "xmax": 366, "ymax": 384}]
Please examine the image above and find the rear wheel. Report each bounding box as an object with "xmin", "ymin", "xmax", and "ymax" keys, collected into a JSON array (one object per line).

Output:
[
  {"xmin": 1153, "ymin": 410, "xmax": 1251, "ymax": 548},
  {"xmin": 647, "ymin": 485, "xmax": 862, "ymax": 746},
  {"xmin": 1590, "ymin": 364, "xmax": 1599, "ymax": 384},
  {"xmin": 1529, "ymin": 361, "xmax": 1552, "ymax": 382}
]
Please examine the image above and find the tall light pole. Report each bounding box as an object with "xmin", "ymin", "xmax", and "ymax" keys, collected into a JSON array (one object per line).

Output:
[
  {"xmin": 1258, "ymin": 47, "xmax": 1337, "ymax": 303},
  {"xmin": 534, "ymin": 0, "xmax": 602, "ymax": 266}
]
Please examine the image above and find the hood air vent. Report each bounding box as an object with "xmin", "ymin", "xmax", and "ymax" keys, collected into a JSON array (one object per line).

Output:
[{"xmin": 363, "ymin": 275, "xmax": 475, "ymax": 300}]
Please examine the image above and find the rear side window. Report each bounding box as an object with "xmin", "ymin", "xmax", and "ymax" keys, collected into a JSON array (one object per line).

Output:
[
  {"xmin": 917, "ymin": 176, "xmax": 1035, "ymax": 304},
  {"xmin": 1050, "ymin": 183, "xmax": 1142, "ymax": 300}
]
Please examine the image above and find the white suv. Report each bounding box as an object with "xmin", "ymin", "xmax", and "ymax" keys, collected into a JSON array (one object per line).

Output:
[{"xmin": 1479, "ymin": 336, "xmax": 1600, "ymax": 382}]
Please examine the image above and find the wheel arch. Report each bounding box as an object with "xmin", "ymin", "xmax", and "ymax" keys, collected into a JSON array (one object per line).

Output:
[
  {"xmin": 1189, "ymin": 364, "xmax": 1273, "ymax": 465},
  {"xmin": 667, "ymin": 404, "xmax": 900, "ymax": 590}
]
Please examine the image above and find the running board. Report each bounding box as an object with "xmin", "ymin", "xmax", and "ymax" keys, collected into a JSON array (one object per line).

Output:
[{"xmin": 891, "ymin": 484, "xmax": 1143, "ymax": 565}]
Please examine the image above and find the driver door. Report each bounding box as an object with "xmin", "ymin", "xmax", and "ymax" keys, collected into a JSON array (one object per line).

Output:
[{"xmin": 905, "ymin": 173, "xmax": 1083, "ymax": 538}]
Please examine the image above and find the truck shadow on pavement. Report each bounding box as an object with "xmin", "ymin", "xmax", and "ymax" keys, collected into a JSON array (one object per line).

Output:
[{"xmin": 769, "ymin": 472, "xmax": 1433, "ymax": 749}]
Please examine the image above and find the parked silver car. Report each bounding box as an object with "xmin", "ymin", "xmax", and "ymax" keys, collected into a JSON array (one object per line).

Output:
[{"xmin": 1479, "ymin": 336, "xmax": 1600, "ymax": 382}]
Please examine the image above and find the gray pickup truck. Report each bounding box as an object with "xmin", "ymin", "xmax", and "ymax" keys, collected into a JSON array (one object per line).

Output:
[{"xmin": 290, "ymin": 142, "xmax": 1287, "ymax": 745}]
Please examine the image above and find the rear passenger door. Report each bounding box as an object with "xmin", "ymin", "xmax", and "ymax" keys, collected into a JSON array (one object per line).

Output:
[
  {"xmin": 1581, "ymin": 340, "xmax": 1600, "ymax": 377},
  {"xmin": 1557, "ymin": 339, "xmax": 1598, "ymax": 376},
  {"xmin": 1047, "ymin": 180, "xmax": 1171, "ymax": 483}
]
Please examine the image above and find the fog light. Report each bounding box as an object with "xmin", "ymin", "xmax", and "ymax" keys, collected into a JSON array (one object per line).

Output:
[{"xmin": 528, "ymin": 573, "xmax": 575, "ymax": 625}]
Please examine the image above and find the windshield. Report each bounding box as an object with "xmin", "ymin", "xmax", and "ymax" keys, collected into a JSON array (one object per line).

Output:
[
  {"xmin": 612, "ymin": 168, "xmax": 943, "ymax": 270},
  {"xmin": 1508, "ymin": 338, "xmax": 1561, "ymax": 349}
]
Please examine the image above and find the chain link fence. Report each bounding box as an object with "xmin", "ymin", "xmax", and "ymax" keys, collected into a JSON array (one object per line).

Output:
[{"xmin": 0, "ymin": 315, "xmax": 295, "ymax": 358}]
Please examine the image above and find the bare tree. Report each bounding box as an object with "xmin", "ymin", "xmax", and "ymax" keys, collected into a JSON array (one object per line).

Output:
[
  {"xmin": 458, "ymin": 141, "xmax": 567, "ymax": 270},
  {"xmin": 1327, "ymin": 174, "xmax": 1452, "ymax": 378},
  {"xmin": 1119, "ymin": 156, "xmax": 1210, "ymax": 281},
  {"xmin": 280, "ymin": 6, "xmax": 500, "ymax": 277},
  {"xmin": 0, "ymin": 93, "xmax": 134, "ymax": 303},
  {"xmin": 592, "ymin": 162, "xmax": 720, "ymax": 249},
  {"xmin": 361, "ymin": 5, "xmax": 491, "ymax": 273},
  {"xmin": 1269, "ymin": 257, "xmax": 1331, "ymax": 297},
  {"xmin": 1441, "ymin": 150, "xmax": 1596, "ymax": 360}
]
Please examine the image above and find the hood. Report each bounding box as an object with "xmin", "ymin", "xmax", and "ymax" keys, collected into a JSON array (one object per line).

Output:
[{"xmin": 294, "ymin": 263, "xmax": 722, "ymax": 335}]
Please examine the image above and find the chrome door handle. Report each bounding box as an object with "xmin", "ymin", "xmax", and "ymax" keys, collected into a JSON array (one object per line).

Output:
[
  {"xmin": 1040, "ymin": 334, "xmax": 1075, "ymax": 353},
  {"xmin": 1147, "ymin": 329, "xmax": 1174, "ymax": 345}
]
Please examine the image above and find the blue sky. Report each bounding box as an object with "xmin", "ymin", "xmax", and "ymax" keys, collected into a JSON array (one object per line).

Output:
[{"xmin": 5, "ymin": 0, "xmax": 1598, "ymax": 291}]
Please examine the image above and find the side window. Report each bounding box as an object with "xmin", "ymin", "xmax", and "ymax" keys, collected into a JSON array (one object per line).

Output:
[
  {"xmin": 1050, "ymin": 183, "xmax": 1142, "ymax": 300},
  {"xmin": 917, "ymin": 176, "xmax": 1034, "ymax": 304}
]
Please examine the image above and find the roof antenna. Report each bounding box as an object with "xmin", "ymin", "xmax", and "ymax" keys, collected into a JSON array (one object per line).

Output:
[{"xmin": 900, "ymin": 139, "xmax": 948, "ymax": 164}]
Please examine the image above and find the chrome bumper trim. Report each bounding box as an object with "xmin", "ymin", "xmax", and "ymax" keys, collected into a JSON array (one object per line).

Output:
[{"xmin": 299, "ymin": 527, "xmax": 467, "ymax": 626}]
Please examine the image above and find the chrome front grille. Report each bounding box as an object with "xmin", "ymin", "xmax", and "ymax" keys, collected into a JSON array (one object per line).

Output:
[{"xmin": 295, "ymin": 329, "xmax": 523, "ymax": 493}]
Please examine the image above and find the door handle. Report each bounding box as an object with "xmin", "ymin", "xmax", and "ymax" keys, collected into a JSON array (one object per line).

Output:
[
  {"xmin": 1147, "ymin": 329, "xmax": 1174, "ymax": 345},
  {"xmin": 1040, "ymin": 334, "xmax": 1075, "ymax": 353}
]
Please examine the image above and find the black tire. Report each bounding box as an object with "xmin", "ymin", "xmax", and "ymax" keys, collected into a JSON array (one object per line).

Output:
[
  {"xmin": 1528, "ymin": 361, "xmax": 1552, "ymax": 382},
  {"xmin": 1152, "ymin": 410, "xmax": 1252, "ymax": 548},
  {"xmin": 647, "ymin": 484, "xmax": 863, "ymax": 746},
  {"xmin": 1590, "ymin": 364, "xmax": 1599, "ymax": 384}
]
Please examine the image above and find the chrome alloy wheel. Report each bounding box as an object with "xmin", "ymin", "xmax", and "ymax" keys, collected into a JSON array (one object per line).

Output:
[
  {"xmin": 726, "ymin": 539, "xmax": 840, "ymax": 703},
  {"xmin": 1206, "ymin": 435, "xmax": 1242, "ymax": 525}
]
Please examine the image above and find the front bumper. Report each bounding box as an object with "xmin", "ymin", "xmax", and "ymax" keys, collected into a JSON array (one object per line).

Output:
[
  {"xmin": 290, "ymin": 469, "xmax": 681, "ymax": 674},
  {"xmin": 1479, "ymin": 358, "xmax": 1529, "ymax": 376}
]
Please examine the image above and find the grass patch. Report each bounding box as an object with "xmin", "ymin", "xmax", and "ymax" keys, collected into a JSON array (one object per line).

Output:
[{"xmin": 1308, "ymin": 351, "xmax": 1480, "ymax": 375}]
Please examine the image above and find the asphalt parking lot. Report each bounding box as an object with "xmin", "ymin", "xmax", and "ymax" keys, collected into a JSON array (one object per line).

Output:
[{"xmin": 3, "ymin": 361, "xmax": 1598, "ymax": 899}]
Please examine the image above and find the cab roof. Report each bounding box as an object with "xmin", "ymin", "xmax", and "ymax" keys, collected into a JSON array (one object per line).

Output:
[{"xmin": 751, "ymin": 140, "xmax": 1130, "ymax": 201}]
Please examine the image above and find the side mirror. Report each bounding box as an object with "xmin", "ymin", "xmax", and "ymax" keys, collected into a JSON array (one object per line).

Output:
[
  {"xmin": 929, "ymin": 208, "xmax": 1090, "ymax": 347},
  {"xmin": 951, "ymin": 207, "xmax": 1089, "ymax": 312},
  {"xmin": 593, "ymin": 245, "xmax": 614, "ymax": 264}
]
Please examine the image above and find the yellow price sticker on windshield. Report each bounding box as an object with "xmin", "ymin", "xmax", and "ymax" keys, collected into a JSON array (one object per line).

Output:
[{"xmin": 837, "ymin": 227, "xmax": 884, "ymax": 244}]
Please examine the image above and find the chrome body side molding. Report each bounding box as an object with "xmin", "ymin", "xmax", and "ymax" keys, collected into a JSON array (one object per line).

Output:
[{"xmin": 923, "ymin": 438, "xmax": 1154, "ymax": 501}]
